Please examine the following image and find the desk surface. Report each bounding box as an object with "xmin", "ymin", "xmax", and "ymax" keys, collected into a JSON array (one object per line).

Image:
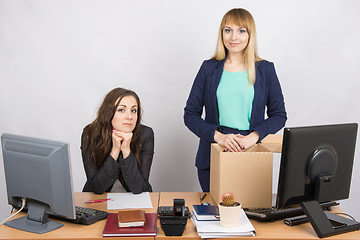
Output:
[
  {"xmin": 1, "ymin": 192, "xmax": 360, "ymax": 240},
  {"xmin": 0, "ymin": 192, "xmax": 159, "ymax": 240}
]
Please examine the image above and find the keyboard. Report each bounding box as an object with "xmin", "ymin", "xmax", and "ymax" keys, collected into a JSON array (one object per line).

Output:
[
  {"xmin": 244, "ymin": 201, "xmax": 338, "ymax": 221},
  {"xmin": 68, "ymin": 206, "xmax": 108, "ymax": 225}
]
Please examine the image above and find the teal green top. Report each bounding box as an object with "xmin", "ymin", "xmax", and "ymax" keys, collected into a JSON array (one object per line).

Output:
[{"xmin": 216, "ymin": 70, "xmax": 254, "ymax": 130}]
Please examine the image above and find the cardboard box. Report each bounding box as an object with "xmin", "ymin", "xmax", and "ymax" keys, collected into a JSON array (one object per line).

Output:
[{"xmin": 210, "ymin": 134, "xmax": 282, "ymax": 209}]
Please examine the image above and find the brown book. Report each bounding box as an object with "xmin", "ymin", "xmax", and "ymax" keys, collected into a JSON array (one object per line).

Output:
[{"xmin": 118, "ymin": 210, "xmax": 146, "ymax": 227}]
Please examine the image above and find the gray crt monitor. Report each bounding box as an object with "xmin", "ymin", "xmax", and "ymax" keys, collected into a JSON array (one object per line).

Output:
[{"xmin": 1, "ymin": 133, "xmax": 75, "ymax": 234}]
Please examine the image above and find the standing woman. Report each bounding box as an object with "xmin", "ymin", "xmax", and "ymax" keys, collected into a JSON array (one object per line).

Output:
[
  {"xmin": 184, "ymin": 8, "xmax": 287, "ymax": 192},
  {"xmin": 81, "ymin": 88, "xmax": 154, "ymax": 194}
]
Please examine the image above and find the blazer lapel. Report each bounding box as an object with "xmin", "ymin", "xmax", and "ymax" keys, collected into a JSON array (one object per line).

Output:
[
  {"xmin": 250, "ymin": 63, "xmax": 261, "ymax": 129},
  {"xmin": 211, "ymin": 59, "xmax": 225, "ymax": 125}
]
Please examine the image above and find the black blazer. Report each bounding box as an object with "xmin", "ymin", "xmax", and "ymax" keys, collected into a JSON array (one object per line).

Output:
[{"xmin": 81, "ymin": 124, "xmax": 154, "ymax": 194}]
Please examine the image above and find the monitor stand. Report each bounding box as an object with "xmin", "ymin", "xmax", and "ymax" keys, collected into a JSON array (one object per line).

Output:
[
  {"xmin": 301, "ymin": 200, "xmax": 360, "ymax": 238},
  {"xmin": 5, "ymin": 203, "xmax": 63, "ymax": 234}
]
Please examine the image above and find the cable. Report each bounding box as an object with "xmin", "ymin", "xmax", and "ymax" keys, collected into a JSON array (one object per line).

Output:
[
  {"xmin": 0, "ymin": 198, "xmax": 27, "ymax": 227},
  {"xmin": 334, "ymin": 212, "xmax": 357, "ymax": 221}
]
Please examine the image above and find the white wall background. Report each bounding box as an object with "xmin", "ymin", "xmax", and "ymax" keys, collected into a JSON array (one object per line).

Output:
[{"xmin": 1, "ymin": 0, "xmax": 360, "ymax": 222}]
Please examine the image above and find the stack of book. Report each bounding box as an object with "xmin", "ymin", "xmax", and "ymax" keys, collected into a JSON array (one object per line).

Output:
[
  {"xmin": 191, "ymin": 205, "xmax": 256, "ymax": 238},
  {"xmin": 103, "ymin": 210, "xmax": 157, "ymax": 237}
]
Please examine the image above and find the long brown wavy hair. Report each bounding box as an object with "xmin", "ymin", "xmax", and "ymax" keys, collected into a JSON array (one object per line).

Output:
[{"xmin": 83, "ymin": 88, "xmax": 142, "ymax": 168}]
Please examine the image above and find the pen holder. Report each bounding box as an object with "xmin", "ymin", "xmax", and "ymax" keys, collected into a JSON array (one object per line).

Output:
[{"xmin": 159, "ymin": 216, "xmax": 188, "ymax": 236}]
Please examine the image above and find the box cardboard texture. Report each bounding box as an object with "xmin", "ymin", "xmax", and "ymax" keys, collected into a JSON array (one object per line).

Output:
[{"xmin": 210, "ymin": 134, "xmax": 282, "ymax": 209}]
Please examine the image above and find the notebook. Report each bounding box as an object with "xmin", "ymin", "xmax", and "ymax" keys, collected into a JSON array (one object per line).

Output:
[
  {"xmin": 192, "ymin": 205, "xmax": 220, "ymax": 221},
  {"xmin": 103, "ymin": 212, "xmax": 157, "ymax": 237}
]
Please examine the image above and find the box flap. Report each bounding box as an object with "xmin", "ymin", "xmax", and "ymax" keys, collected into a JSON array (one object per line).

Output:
[
  {"xmin": 245, "ymin": 144, "xmax": 272, "ymax": 153},
  {"xmin": 261, "ymin": 134, "xmax": 283, "ymax": 144},
  {"xmin": 260, "ymin": 134, "xmax": 283, "ymax": 153}
]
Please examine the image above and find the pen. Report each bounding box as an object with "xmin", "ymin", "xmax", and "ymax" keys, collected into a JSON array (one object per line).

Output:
[
  {"xmin": 85, "ymin": 198, "xmax": 112, "ymax": 203},
  {"xmin": 200, "ymin": 193, "xmax": 207, "ymax": 202}
]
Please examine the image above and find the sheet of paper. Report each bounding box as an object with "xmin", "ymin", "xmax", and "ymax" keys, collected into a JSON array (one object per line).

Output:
[
  {"xmin": 107, "ymin": 192, "xmax": 153, "ymax": 210},
  {"xmin": 191, "ymin": 209, "xmax": 255, "ymax": 234}
]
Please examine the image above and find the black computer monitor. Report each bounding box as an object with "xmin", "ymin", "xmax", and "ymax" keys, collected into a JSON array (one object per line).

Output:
[
  {"xmin": 276, "ymin": 123, "xmax": 360, "ymax": 238},
  {"xmin": 1, "ymin": 133, "xmax": 75, "ymax": 234}
]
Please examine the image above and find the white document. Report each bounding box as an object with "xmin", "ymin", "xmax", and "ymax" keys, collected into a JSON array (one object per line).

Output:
[
  {"xmin": 107, "ymin": 192, "xmax": 153, "ymax": 210},
  {"xmin": 198, "ymin": 233, "xmax": 255, "ymax": 238},
  {"xmin": 191, "ymin": 209, "xmax": 255, "ymax": 238}
]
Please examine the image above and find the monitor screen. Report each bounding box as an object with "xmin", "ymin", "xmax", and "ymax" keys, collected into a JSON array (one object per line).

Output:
[
  {"xmin": 276, "ymin": 123, "xmax": 358, "ymax": 209},
  {"xmin": 1, "ymin": 133, "xmax": 75, "ymax": 234},
  {"xmin": 275, "ymin": 123, "xmax": 360, "ymax": 238}
]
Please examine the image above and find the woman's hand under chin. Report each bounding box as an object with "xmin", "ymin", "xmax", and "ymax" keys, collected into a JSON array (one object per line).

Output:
[{"xmin": 112, "ymin": 130, "xmax": 133, "ymax": 158}]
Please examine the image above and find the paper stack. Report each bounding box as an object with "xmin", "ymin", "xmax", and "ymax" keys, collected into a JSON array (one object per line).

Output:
[{"xmin": 191, "ymin": 208, "xmax": 255, "ymax": 238}]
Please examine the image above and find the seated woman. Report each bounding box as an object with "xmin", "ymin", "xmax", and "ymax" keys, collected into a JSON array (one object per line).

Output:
[{"xmin": 81, "ymin": 87, "xmax": 154, "ymax": 194}]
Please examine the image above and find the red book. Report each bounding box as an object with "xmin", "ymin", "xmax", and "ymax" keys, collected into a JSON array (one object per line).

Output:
[{"xmin": 103, "ymin": 213, "xmax": 157, "ymax": 237}]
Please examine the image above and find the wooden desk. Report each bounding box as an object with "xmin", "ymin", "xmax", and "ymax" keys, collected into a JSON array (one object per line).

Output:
[
  {"xmin": 248, "ymin": 205, "xmax": 360, "ymax": 240},
  {"xmin": 0, "ymin": 192, "xmax": 159, "ymax": 240},
  {"xmin": 1, "ymin": 192, "xmax": 360, "ymax": 240},
  {"xmin": 156, "ymin": 193, "xmax": 360, "ymax": 240},
  {"xmin": 156, "ymin": 192, "xmax": 205, "ymax": 240}
]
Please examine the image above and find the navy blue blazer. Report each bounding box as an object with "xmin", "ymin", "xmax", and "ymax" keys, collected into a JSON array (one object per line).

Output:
[{"xmin": 184, "ymin": 58, "xmax": 287, "ymax": 170}]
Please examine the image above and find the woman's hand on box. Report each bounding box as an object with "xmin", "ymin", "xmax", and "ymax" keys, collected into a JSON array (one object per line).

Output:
[
  {"xmin": 215, "ymin": 131, "xmax": 260, "ymax": 152},
  {"xmin": 236, "ymin": 131, "xmax": 260, "ymax": 151},
  {"xmin": 214, "ymin": 130, "xmax": 244, "ymax": 152}
]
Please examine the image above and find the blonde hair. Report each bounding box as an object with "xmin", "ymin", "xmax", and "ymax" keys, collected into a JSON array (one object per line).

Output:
[{"xmin": 213, "ymin": 8, "xmax": 262, "ymax": 85}]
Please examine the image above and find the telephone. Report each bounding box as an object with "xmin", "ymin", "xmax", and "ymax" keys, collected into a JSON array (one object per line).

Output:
[{"xmin": 159, "ymin": 198, "xmax": 188, "ymax": 236}]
